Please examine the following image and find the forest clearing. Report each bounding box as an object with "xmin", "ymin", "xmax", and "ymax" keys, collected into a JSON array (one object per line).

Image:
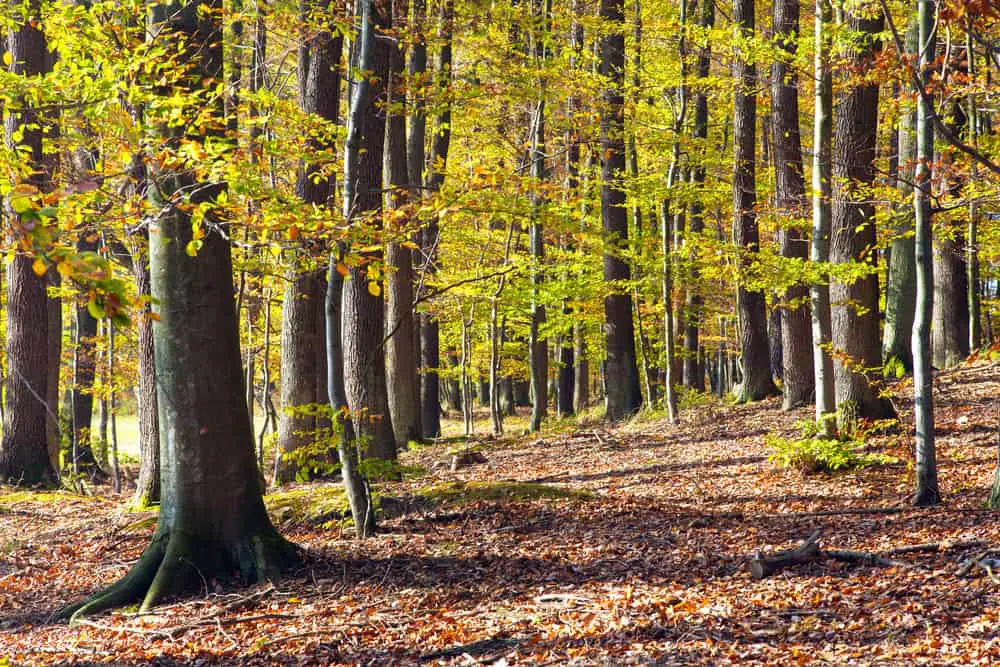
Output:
[{"xmin": 1, "ymin": 358, "xmax": 998, "ymax": 665}]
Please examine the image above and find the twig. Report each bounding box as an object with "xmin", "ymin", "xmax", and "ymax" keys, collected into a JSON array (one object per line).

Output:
[{"xmin": 882, "ymin": 539, "xmax": 987, "ymax": 556}]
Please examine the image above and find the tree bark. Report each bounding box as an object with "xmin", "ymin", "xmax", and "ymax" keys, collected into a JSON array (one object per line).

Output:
[
  {"xmin": 732, "ymin": 0, "xmax": 777, "ymax": 403},
  {"xmin": 883, "ymin": 20, "xmax": 918, "ymax": 371},
  {"xmin": 528, "ymin": 0, "xmax": 550, "ymax": 432},
  {"xmin": 0, "ymin": 4, "xmax": 59, "ymax": 485},
  {"xmin": 63, "ymin": 0, "xmax": 297, "ymax": 619},
  {"xmin": 419, "ymin": 0, "xmax": 453, "ymax": 439},
  {"xmin": 810, "ymin": 0, "xmax": 836, "ymax": 438},
  {"xmin": 132, "ymin": 245, "xmax": 160, "ymax": 507},
  {"xmin": 342, "ymin": 0, "xmax": 396, "ymax": 461},
  {"xmin": 830, "ymin": 6, "xmax": 895, "ymax": 421},
  {"xmin": 276, "ymin": 11, "xmax": 342, "ymax": 482},
  {"xmin": 931, "ymin": 231, "xmax": 969, "ymax": 369},
  {"xmin": 599, "ymin": 0, "xmax": 641, "ymax": 422},
  {"xmin": 771, "ymin": 0, "xmax": 814, "ymax": 410},
  {"xmin": 911, "ymin": 0, "xmax": 938, "ymax": 506}
]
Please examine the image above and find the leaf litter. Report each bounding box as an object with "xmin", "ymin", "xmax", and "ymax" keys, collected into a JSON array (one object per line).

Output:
[{"xmin": 0, "ymin": 359, "xmax": 998, "ymax": 665}]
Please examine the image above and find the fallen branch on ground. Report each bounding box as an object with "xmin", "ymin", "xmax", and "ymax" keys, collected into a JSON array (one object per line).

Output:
[{"xmin": 748, "ymin": 531, "xmax": 935, "ymax": 579}]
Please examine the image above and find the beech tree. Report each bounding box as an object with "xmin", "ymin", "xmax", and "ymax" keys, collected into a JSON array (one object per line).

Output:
[
  {"xmin": 771, "ymin": 0, "xmax": 814, "ymax": 410},
  {"xmin": 62, "ymin": 0, "xmax": 297, "ymax": 618},
  {"xmin": 276, "ymin": 0, "xmax": 343, "ymax": 483}
]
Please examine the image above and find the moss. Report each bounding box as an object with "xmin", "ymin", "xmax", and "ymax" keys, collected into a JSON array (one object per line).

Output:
[
  {"xmin": 0, "ymin": 490, "xmax": 71, "ymax": 506},
  {"xmin": 265, "ymin": 484, "xmax": 353, "ymax": 526},
  {"xmin": 415, "ymin": 480, "xmax": 592, "ymax": 505}
]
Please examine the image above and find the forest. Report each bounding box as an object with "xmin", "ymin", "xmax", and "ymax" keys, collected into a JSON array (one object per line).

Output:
[{"xmin": 0, "ymin": 0, "xmax": 998, "ymax": 660}]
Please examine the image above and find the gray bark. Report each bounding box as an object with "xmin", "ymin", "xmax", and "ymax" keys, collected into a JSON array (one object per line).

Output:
[
  {"xmin": 810, "ymin": 0, "xmax": 836, "ymax": 438},
  {"xmin": 385, "ymin": 0, "xmax": 421, "ymax": 446},
  {"xmin": 911, "ymin": 0, "xmax": 938, "ymax": 506}
]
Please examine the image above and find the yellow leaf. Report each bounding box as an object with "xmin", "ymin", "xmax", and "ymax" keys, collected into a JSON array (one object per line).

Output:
[
  {"xmin": 288, "ymin": 225, "xmax": 300, "ymax": 240},
  {"xmin": 335, "ymin": 262, "xmax": 349, "ymax": 277},
  {"xmin": 31, "ymin": 258, "xmax": 47, "ymax": 276},
  {"xmin": 367, "ymin": 281, "xmax": 381, "ymax": 297},
  {"xmin": 56, "ymin": 261, "xmax": 72, "ymax": 276},
  {"xmin": 2, "ymin": 51, "xmax": 10, "ymax": 66}
]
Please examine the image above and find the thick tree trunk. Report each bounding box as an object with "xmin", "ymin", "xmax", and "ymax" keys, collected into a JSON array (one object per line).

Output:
[
  {"xmin": 771, "ymin": 0, "xmax": 814, "ymax": 409},
  {"xmin": 1, "ymin": 7, "xmax": 58, "ymax": 485},
  {"xmin": 63, "ymin": 1, "xmax": 298, "ymax": 620},
  {"xmin": 599, "ymin": 0, "xmax": 641, "ymax": 421},
  {"xmin": 276, "ymin": 270, "xmax": 327, "ymax": 482},
  {"xmin": 732, "ymin": 0, "xmax": 777, "ymax": 404},
  {"xmin": 830, "ymin": 7, "xmax": 895, "ymax": 421}
]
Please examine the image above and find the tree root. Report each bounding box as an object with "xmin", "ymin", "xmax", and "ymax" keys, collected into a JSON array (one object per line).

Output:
[{"xmin": 58, "ymin": 527, "xmax": 300, "ymax": 623}]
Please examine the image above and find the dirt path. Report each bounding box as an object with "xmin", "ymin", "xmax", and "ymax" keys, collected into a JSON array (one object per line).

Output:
[{"xmin": 0, "ymin": 360, "xmax": 998, "ymax": 665}]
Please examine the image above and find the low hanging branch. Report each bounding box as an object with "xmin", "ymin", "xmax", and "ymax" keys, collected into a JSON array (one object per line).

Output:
[{"xmin": 748, "ymin": 531, "xmax": 930, "ymax": 580}]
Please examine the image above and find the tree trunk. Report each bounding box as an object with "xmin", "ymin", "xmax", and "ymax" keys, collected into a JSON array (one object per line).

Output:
[
  {"xmin": 276, "ymin": 270, "xmax": 327, "ymax": 482},
  {"xmin": 830, "ymin": 6, "xmax": 895, "ymax": 422},
  {"xmin": 883, "ymin": 19, "xmax": 918, "ymax": 371},
  {"xmin": 683, "ymin": 0, "xmax": 711, "ymax": 393},
  {"xmin": 732, "ymin": 0, "xmax": 777, "ymax": 403},
  {"xmin": 911, "ymin": 0, "xmax": 938, "ymax": 506},
  {"xmin": 276, "ymin": 12, "xmax": 343, "ymax": 482},
  {"xmin": 810, "ymin": 0, "xmax": 836, "ymax": 438},
  {"xmin": 0, "ymin": 6, "xmax": 59, "ymax": 485},
  {"xmin": 599, "ymin": 0, "xmax": 641, "ymax": 421},
  {"xmin": 342, "ymin": 0, "xmax": 396, "ymax": 462},
  {"xmin": 385, "ymin": 0, "xmax": 420, "ymax": 447},
  {"xmin": 132, "ymin": 248, "xmax": 160, "ymax": 507},
  {"xmin": 573, "ymin": 322, "xmax": 589, "ymax": 413},
  {"xmin": 771, "ymin": 0, "xmax": 814, "ymax": 409},
  {"xmin": 419, "ymin": 0, "xmax": 453, "ymax": 439},
  {"xmin": 62, "ymin": 0, "xmax": 298, "ymax": 620},
  {"xmin": 931, "ymin": 232, "xmax": 969, "ymax": 369}
]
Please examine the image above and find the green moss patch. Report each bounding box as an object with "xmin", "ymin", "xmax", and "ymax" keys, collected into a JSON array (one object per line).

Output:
[
  {"xmin": 415, "ymin": 480, "xmax": 591, "ymax": 505},
  {"xmin": 265, "ymin": 484, "xmax": 352, "ymax": 527}
]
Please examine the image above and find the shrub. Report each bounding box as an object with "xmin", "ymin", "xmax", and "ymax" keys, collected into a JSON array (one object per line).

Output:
[{"xmin": 767, "ymin": 434, "xmax": 897, "ymax": 474}]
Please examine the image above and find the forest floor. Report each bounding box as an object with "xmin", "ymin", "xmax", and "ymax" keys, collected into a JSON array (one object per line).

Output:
[{"xmin": 1, "ymin": 358, "xmax": 999, "ymax": 665}]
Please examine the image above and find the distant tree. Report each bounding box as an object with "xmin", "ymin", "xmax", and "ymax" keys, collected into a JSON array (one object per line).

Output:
[
  {"xmin": 1, "ymin": 2, "xmax": 59, "ymax": 485},
  {"xmin": 599, "ymin": 0, "xmax": 641, "ymax": 421},
  {"xmin": 732, "ymin": 0, "xmax": 777, "ymax": 403}
]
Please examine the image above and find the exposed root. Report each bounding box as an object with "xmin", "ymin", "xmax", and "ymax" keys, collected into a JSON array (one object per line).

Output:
[
  {"xmin": 58, "ymin": 532, "xmax": 169, "ymax": 622},
  {"xmin": 59, "ymin": 527, "xmax": 301, "ymax": 622}
]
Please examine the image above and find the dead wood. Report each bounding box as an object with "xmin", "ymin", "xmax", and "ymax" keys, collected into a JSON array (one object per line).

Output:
[
  {"xmin": 749, "ymin": 531, "xmax": 933, "ymax": 579},
  {"xmin": 749, "ymin": 530, "xmax": 821, "ymax": 580}
]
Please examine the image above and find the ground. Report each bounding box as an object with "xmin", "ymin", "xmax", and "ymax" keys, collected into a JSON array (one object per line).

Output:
[{"xmin": 1, "ymin": 359, "xmax": 999, "ymax": 665}]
